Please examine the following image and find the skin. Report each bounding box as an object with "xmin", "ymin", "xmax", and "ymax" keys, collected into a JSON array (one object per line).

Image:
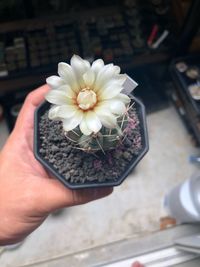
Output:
[
  {"xmin": 131, "ymin": 262, "xmax": 144, "ymax": 267},
  {"xmin": 0, "ymin": 85, "xmax": 113, "ymax": 245}
]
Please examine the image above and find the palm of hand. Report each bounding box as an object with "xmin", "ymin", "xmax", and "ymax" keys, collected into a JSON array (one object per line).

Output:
[{"xmin": 0, "ymin": 85, "xmax": 112, "ymax": 245}]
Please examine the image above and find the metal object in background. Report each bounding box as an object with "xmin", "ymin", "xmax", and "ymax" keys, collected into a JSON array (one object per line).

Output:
[
  {"xmin": 99, "ymin": 247, "xmax": 199, "ymax": 267},
  {"xmin": 164, "ymin": 173, "xmax": 200, "ymax": 224},
  {"xmin": 175, "ymin": 234, "xmax": 200, "ymax": 254}
]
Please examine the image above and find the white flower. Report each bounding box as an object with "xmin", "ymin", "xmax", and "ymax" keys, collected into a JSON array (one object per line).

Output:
[{"xmin": 45, "ymin": 55, "xmax": 133, "ymax": 136}]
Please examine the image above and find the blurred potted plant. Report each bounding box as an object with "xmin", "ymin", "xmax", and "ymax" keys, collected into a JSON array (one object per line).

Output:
[{"xmin": 34, "ymin": 55, "xmax": 148, "ymax": 189}]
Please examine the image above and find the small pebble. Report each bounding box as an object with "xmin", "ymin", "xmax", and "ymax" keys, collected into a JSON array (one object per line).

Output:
[
  {"xmin": 123, "ymin": 151, "xmax": 131, "ymax": 160},
  {"xmin": 51, "ymin": 145, "xmax": 59, "ymax": 153},
  {"xmin": 65, "ymin": 173, "xmax": 71, "ymax": 180}
]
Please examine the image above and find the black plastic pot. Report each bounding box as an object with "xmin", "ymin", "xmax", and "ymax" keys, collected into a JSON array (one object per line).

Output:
[{"xmin": 34, "ymin": 96, "xmax": 149, "ymax": 189}]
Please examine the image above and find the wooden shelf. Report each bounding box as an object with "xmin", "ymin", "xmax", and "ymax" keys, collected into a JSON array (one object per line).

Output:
[
  {"xmin": 0, "ymin": 4, "xmax": 172, "ymax": 95},
  {"xmin": 0, "ymin": 71, "xmax": 52, "ymax": 96}
]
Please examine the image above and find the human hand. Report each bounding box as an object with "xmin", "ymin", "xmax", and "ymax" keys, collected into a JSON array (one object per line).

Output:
[
  {"xmin": 0, "ymin": 85, "xmax": 113, "ymax": 245},
  {"xmin": 131, "ymin": 262, "xmax": 144, "ymax": 267}
]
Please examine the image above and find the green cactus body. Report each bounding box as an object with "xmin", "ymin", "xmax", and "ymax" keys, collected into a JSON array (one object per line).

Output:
[{"xmin": 64, "ymin": 103, "xmax": 134, "ymax": 154}]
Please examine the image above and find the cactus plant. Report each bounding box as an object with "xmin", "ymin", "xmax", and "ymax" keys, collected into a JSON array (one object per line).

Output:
[
  {"xmin": 45, "ymin": 55, "xmax": 138, "ymax": 155},
  {"xmin": 64, "ymin": 103, "xmax": 135, "ymax": 154}
]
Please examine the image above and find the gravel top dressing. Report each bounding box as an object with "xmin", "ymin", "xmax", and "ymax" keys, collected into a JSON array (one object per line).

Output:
[{"xmin": 38, "ymin": 108, "xmax": 142, "ymax": 185}]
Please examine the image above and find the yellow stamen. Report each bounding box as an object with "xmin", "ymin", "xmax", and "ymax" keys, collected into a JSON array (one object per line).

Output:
[{"xmin": 77, "ymin": 88, "xmax": 97, "ymax": 110}]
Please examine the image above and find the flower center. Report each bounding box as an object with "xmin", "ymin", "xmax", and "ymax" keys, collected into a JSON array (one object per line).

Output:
[{"xmin": 77, "ymin": 88, "xmax": 97, "ymax": 110}]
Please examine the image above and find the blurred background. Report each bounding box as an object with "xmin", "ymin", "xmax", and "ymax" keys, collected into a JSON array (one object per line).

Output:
[
  {"xmin": 1, "ymin": 0, "xmax": 200, "ymax": 266},
  {"xmin": 0, "ymin": 0, "xmax": 199, "ymax": 132}
]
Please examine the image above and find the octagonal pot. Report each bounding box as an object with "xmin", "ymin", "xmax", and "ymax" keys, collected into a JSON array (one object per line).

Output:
[{"xmin": 34, "ymin": 94, "xmax": 148, "ymax": 189}]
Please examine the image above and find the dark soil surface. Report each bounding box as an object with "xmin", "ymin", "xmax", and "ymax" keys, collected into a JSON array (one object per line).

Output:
[{"xmin": 38, "ymin": 109, "xmax": 142, "ymax": 185}]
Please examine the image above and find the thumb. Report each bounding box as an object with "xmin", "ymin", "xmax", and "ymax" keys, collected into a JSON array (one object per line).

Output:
[
  {"xmin": 131, "ymin": 262, "xmax": 144, "ymax": 267},
  {"xmin": 38, "ymin": 178, "xmax": 113, "ymax": 212}
]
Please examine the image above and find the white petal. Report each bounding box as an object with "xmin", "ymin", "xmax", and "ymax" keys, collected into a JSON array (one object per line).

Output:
[
  {"xmin": 97, "ymin": 75, "xmax": 126, "ymax": 94},
  {"xmin": 95, "ymin": 64, "xmax": 121, "ymax": 90},
  {"xmin": 105, "ymin": 63, "xmax": 114, "ymax": 68},
  {"xmin": 96, "ymin": 100, "xmax": 109, "ymax": 110},
  {"xmin": 112, "ymin": 65, "xmax": 120, "ymax": 75},
  {"xmin": 85, "ymin": 111, "xmax": 102, "ymax": 133},
  {"xmin": 58, "ymin": 85, "xmax": 76, "ymax": 98},
  {"xmin": 109, "ymin": 100, "xmax": 126, "ymax": 115},
  {"xmin": 91, "ymin": 59, "xmax": 104, "ymax": 74},
  {"xmin": 99, "ymin": 83, "xmax": 123, "ymax": 100},
  {"xmin": 46, "ymin": 76, "xmax": 64, "ymax": 89},
  {"xmin": 94, "ymin": 108, "xmax": 117, "ymax": 128},
  {"xmin": 45, "ymin": 90, "xmax": 72, "ymax": 105},
  {"xmin": 83, "ymin": 69, "xmax": 95, "ymax": 87},
  {"xmin": 58, "ymin": 62, "xmax": 72, "ymax": 78},
  {"xmin": 102, "ymin": 75, "xmax": 126, "ymax": 88},
  {"xmin": 80, "ymin": 119, "xmax": 92, "ymax": 135},
  {"xmin": 70, "ymin": 55, "xmax": 89, "ymax": 73},
  {"xmin": 83, "ymin": 59, "xmax": 90, "ymax": 68},
  {"xmin": 48, "ymin": 106, "xmax": 60, "ymax": 120},
  {"xmin": 71, "ymin": 55, "xmax": 90, "ymax": 88},
  {"xmin": 58, "ymin": 62, "xmax": 79, "ymax": 92},
  {"xmin": 62, "ymin": 111, "xmax": 83, "ymax": 131},
  {"xmin": 48, "ymin": 105, "xmax": 77, "ymax": 120},
  {"xmin": 115, "ymin": 74, "xmax": 127, "ymax": 85},
  {"xmin": 114, "ymin": 93, "xmax": 131, "ymax": 104},
  {"xmin": 56, "ymin": 105, "xmax": 77, "ymax": 119}
]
